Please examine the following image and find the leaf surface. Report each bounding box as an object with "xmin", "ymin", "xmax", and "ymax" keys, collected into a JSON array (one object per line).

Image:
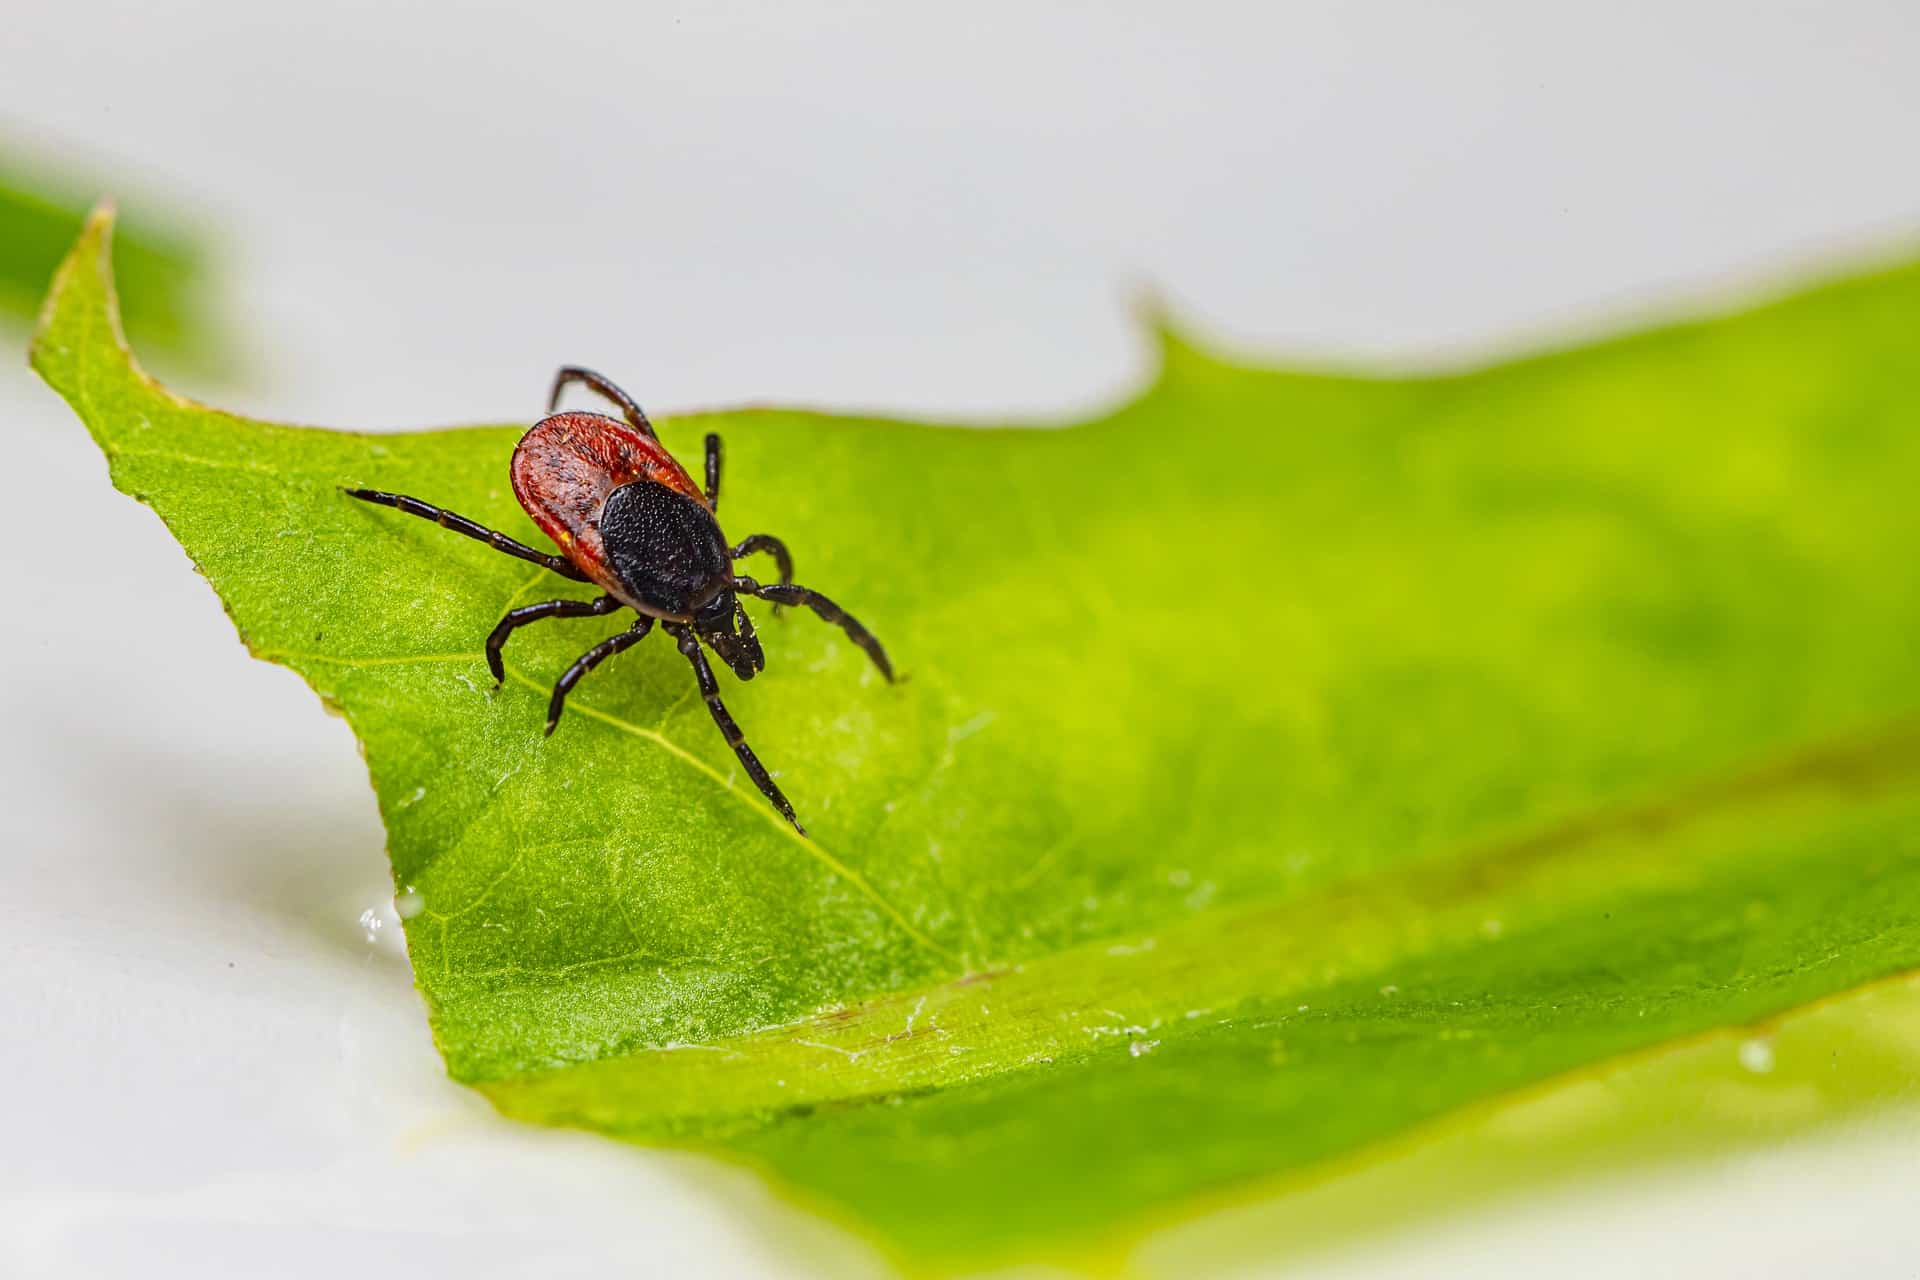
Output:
[{"xmin": 33, "ymin": 210, "xmax": 1920, "ymax": 1270}]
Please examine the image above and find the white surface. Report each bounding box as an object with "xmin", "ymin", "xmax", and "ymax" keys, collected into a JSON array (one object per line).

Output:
[{"xmin": 3, "ymin": 3, "xmax": 1919, "ymax": 1277}]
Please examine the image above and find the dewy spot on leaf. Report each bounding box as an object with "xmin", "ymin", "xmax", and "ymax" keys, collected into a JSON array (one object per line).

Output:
[{"xmin": 1739, "ymin": 1038, "xmax": 1777, "ymax": 1074}]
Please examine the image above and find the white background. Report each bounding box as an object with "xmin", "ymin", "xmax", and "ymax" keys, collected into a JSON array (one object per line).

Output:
[{"xmin": 3, "ymin": 3, "xmax": 1919, "ymax": 1277}]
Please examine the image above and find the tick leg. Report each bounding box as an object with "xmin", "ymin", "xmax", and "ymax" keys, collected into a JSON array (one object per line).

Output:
[
  {"xmin": 730, "ymin": 534, "xmax": 793, "ymax": 615},
  {"xmin": 343, "ymin": 488, "xmax": 591, "ymax": 583},
  {"xmin": 485, "ymin": 594, "xmax": 622, "ymax": 685},
  {"xmin": 545, "ymin": 615, "xmax": 655, "ymax": 735},
  {"xmin": 730, "ymin": 535, "xmax": 793, "ymax": 586},
  {"xmin": 735, "ymin": 576, "xmax": 893, "ymax": 681},
  {"xmin": 549, "ymin": 366, "xmax": 656, "ymax": 440},
  {"xmin": 667, "ymin": 622, "xmax": 805, "ymax": 835},
  {"xmin": 704, "ymin": 433, "xmax": 722, "ymax": 509}
]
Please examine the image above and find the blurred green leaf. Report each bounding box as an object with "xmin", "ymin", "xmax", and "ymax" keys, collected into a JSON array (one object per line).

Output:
[
  {"xmin": 0, "ymin": 161, "xmax": 207, "ymax": 355},
  {"xmin": 33, "ymin": 208, "xmax": 1920, "ymax": 1271}
]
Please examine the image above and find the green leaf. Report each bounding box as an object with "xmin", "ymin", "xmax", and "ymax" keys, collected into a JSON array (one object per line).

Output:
[{"xmin": 33, "ymin": 208, "xmax": 1920, "ymax": 1271}]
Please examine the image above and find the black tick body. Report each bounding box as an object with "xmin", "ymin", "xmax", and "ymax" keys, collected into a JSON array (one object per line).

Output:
[{"xmin": 345, "ymin": 366, "xmax": 892, "ymax": 835}]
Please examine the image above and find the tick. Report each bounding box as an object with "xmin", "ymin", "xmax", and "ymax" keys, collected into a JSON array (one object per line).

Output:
[{"xmin": 345, "ymin": 367, "xmax": 892, "ymax": 836}]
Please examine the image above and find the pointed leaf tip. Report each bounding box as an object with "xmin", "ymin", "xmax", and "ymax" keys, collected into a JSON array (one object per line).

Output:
[{"xmin": 31, "ymin": 198, "xmax": 121, "ymax": 378}]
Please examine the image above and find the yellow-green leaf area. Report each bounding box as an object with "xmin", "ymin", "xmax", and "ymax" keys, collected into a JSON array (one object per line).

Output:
[{"xmin": 32, "ymin": 209, "xmax": 1920, "ymax": 1270}]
